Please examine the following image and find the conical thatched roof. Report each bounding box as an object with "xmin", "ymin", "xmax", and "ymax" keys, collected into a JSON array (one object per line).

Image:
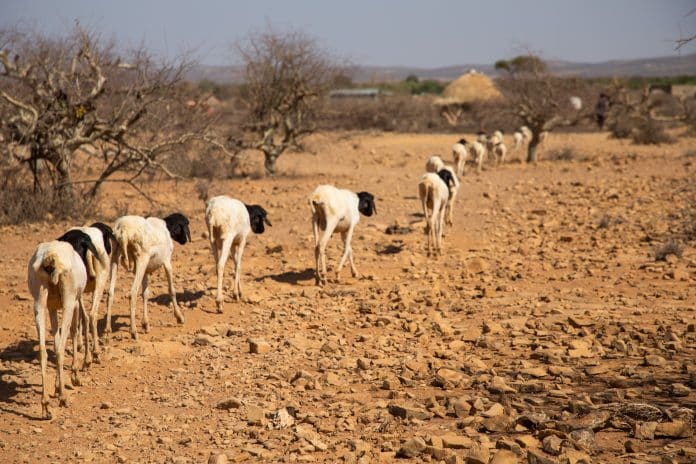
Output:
[{"xmin": 434, "ymin": 70, "xmax": 502, "ymax": 105}]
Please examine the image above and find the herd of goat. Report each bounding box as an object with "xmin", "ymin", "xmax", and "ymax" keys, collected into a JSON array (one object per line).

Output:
[{"xmin": 26, "ymin": 127, "xmax": 535, "ymax": 418}]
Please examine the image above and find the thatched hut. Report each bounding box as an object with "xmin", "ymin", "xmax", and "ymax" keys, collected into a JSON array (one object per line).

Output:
[{"xmin": 434, "ymin": 69, "xmax": 502, "ymax": 106}]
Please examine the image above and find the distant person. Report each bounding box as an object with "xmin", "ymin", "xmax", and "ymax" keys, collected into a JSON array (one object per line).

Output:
[{"xmin": 595, "ymin": 92, "xmax": 610, "ymax": 130}]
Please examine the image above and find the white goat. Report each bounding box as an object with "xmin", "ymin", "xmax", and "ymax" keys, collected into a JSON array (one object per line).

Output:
[
  {"xmin": 205, "ymin": 196, "xmax": 271, "ymax": 312},
  {"xmin": 520, "ymin": 125, "xmax": 532, "ymax": 141},
  {"xmin": 451, "ymin": 138, "xmax": 469, "ymax": 176},
  {"xmin": 309, "ymin": 185, "xmax": 376, "ymax": 286},
  {"xmin": 470, "ymin": 140, "xmax": 487, "ymax": 173},
  {"xmin": 108, "ymin": 213, "xmax": 191, "ymax": 339},
  {"xmin": 425, "ymin": 161, "xmax": 460, "ymax": 226},
  {"xmin": 418, "ymin": 170, "xmax": 455, "ymax": 257},
  {"xmin": 493, "ymin": 142, "xmax": 508, "ymax": 165},
  {"xmin": 425, "ymin": 155, "xmax": 445, "ymax": 173},
  {"xmin": 63, "ymin": 223, "xmax": 113, "ymax": 361},
  {"xmin": 28, "ymin": 238, "xmax": 94, "ymax": 419}
]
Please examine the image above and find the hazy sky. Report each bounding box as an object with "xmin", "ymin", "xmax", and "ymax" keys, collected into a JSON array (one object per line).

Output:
[{"xmin": 2, "ymin": 0, "xmax": 695, "ymax": 67}]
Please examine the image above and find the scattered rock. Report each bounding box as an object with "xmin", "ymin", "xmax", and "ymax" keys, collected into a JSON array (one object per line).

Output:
[
  {"xmin": 217, "ymin": 398, "xmax": 243, "ymax": 410},
  {"xmin": 397, "ymin": 437, "xmax": 426, "ymax": 458},
  {"xmin": 248, "ymin": 339, "xmax": 271, "ymax": 354},
  {"xmin": 466, "ymin": 443, "xmax": 490, "ymax": 464},
  {"xmin": 442, "ymin": 435, "xmax": 474, "ymax": 450}
]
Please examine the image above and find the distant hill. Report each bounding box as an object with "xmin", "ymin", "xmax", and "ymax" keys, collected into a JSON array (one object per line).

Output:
[{"xmin": 187, "ymin": 53, "xmax": 696, "ymax": 83}]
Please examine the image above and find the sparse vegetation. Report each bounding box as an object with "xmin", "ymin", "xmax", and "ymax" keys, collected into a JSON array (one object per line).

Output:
[
  {"xmin": 495, "ymin": 54, "xmax": 594, "ymax": 162},
  {"xmin": 230, "ymin": 28, "xmax": 339, "ymax": 176},
  {"xmin": 653, "ymin": 239, "xmax": 684, "ymax": 261},
  {"xmin": 545, "ymin": 146, "xmax": 578, "ymax": 162}
]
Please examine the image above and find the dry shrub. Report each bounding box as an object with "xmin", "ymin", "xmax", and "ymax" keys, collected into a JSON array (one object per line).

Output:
[
  {"xmin": 318, "ymin": 96, "xmax": 468, "ymax": 133},
  {"xmin": 545, "ymin": 146, "xmax": 578, "ymax": 162},
  {"xmin": 165, "ymin": 151, "xmax": 234, "ymax": 180},
  {"xmin": 653, "ymin": 239, "xmax": 684, "ymax": 261},
  {"xmin": 631, "ymin": 119, "xmax": 675, "ymax": 145},
  {"xmin": 0, "ymin": 177, "xmax": 93, "ymax": 225}
]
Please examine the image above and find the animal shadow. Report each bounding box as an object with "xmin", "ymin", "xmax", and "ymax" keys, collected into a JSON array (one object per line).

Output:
[
  {"xmin": 257, "ymin": 268, "xmax": 315, "ymax": 285},
  {"xmin": 151, "ymin": 290, "xmax": 205, "ymax": 306}
]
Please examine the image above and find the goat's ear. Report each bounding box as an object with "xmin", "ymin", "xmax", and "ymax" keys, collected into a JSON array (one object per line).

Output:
[{"xmin": 264, "ymin": 216, "xmax": 272, "ymax": 227}]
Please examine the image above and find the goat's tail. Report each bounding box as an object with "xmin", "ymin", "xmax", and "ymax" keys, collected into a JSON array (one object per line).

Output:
[
  {"xmin": 41, "ymin": 251, "xmax": 65, "ymax": 286},
  {"xmin": 116, "ymin": 229, "xmax": 142, "ymax": 272},
  {"xmin": 309, "ymin": 197, "xmax": 327, "ymax": 230}
]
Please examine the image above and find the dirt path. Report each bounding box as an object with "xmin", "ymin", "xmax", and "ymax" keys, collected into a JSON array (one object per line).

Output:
[{"xmin": 1, "ymin": 132, "xmax": 694, "ymax": 463}]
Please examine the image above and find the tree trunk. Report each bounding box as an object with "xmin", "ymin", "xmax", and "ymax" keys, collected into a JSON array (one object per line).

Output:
[
  {"xmin": 55, "ymin": 156, "xmax": 75, "ymax": 201},
  {"xmin": 264, "ymin": 153, "xmax": 278, "ymax": 176},
  {"xmin": 526, "ymin": 142, "xmax": 539, "ymax": 163},
  {"xmin": 527, "ymin": 131, "xmax": 541, "ymax": 163}
]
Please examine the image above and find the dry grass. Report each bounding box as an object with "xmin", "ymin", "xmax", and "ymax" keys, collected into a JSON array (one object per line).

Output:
[{"xmin": 653, "ymin": 239, "xmax": 684, "ymax": 261}]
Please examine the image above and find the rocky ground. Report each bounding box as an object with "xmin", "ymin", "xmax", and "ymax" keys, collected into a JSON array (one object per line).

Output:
[{"xmin": 0, "ymin": 131, "xmax": 694, "ymax": 463}]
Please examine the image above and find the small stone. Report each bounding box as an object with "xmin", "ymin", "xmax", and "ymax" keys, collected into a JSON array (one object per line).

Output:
[
  {"xmin": 481, "ymin": 402, "xmax": 505, "ymax": 417},
  {"xmin": 295, "ymin": 424, "xmax": 328, "ymax": 451},
  {"xmin": 388, "ymin": 403, "xmax": 432, "ymax": 421},
  {"xmin": 325, "ymin": 372, "xmax": 343, "ymax": 386},
  {"xmin": 490, "ymin": 450, "xmax": 519, "ymax": 464},
  {"xmin": 515, "ymin": 435, "xmax": 541, "ymax": 449},
  {"xmin": 483, "ymin": 320, "xmax": 504, "ymax": 334},
  {"xmin": 527, "ymin": 449, "xmax": 557, "ymax": 464},
  {"xmin": 466, "ymin": 443, "xmax": 490, "ymax": 464},
  {"xmin": 442, "ymin": 435, "xmax": 473, "ymax": 449},
  {"xmin": 453, "ymin": 397, "xmax": 472, "ymax": 418},
  {"xmin": 543, "ymin": 435, "xmax": 563, "ymax": 456},
  {"xmin": 396, "ymin": 438, "xmax": 426, "ymax": 458},
  {"xmin": 246, "ymin": 406, "xmax": 266, "ymax": 426},
  {"xmin": 248, "ymin": 339, "xmax": 270, "ymax": 354},
  {"xmin": 381, "ymin": 377, "xmax": 400, "ymax": 390},
  {"xmin": 634, "ymin": 421, "xmax": 657, "ymax": 440},
  {"xmin": 357, "ymin": 358, "xmax": 370, "ymax": 370},
  {"xmin": 468, "ymin": 258, "xmax": 489, "ymax": 274},
  {"xmin": 655, "ymin": 420, "xmax": 693, "ymax": 438},
  {"xmin": 559, "ymin": 449, "xmax": 592, "ymax": 464},
  {"xmin": 669, "ymin": 383, "xmax": 691, "ymax": 397},
  {"xmin": 217, "ymin": 398, "xmax": 243, "ymax": 410},
  {"xmin": 644, "ymin": 355, "xmax": 666, "ymax": 367},
  {"xmin": 435, "ymin": 368, "xmax": 466, "ymax": 387},
  {"xmin": 100, "ymin": 402, "xmax": 113, "ymax": 409},
  {"xmin": 208, "ymin": 453, "xmax": 228, "ymax": 464},
  {"xmin": 624, "ymin": 440, "xmax": 637, "ymax": 453},
  {"xmin": 272, "ymin": 408, "xmax": 295, "ymax": 429},
  {"xmin": 488, "ymin": 376, "xmax": 516, "ymax": 394},
  {"xmin": 482, "ymin": 286, "xmax": 497, "ymax": 298},
  {"xmin": 482, "ymin": 415, "xmax": 515, "ymax": 433},
  {"xmin": 193, "ymin": 334, "xmax": 219, "ymax": 346}
]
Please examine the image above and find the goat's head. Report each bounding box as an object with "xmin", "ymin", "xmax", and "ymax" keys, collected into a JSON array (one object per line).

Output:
[
  {"xmin": 357, "ymin": 191, "xmax": 376, "ymax": 217},
  {"xmin": 245, "ymin": 204, "xmax": 272, "ymax": 234},
  {"xmin": 164, "ymin": 213, "xmax": 191, "ymax": 245},
  {"xmin": 437, "ymin": 169, "xmax": 456, "ymax": 189}
]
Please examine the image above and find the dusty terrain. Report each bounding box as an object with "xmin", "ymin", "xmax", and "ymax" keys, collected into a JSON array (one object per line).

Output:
[{"xmin": 0, "ymin": 131, "xmax": 694, "ymax": 463}]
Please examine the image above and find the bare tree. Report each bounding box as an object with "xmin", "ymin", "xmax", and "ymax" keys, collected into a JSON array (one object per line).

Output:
[
  {"xmin": 233, "ymin": 28, "xmax": 338, "ymax": 175},
  {"xmin": 0, "ymin": 24, "xmax": 225, "ymax": 204},
  {"xmin": 495, "ymin": 55, "xmax": 594, "ymax": 162}
]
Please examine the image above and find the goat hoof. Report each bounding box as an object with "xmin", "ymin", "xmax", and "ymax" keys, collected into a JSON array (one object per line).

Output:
[
  {"xmin": 71, "ymin": 373, "xmax": 81, "ymax": 387},
  {"xmin": 59, "ymin": 395, "xmax": 69, "ymax": 408},
  {"xmin": 142, "ymin": 323, "xmax": 150, "ymax": 333},
  {"xmin": 42, "ymin": 404, "xmax": 52, "ymax": 420},
  {"xmin": 130, "ymin": 330, "xmax": 138, "ymax": 340}
]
